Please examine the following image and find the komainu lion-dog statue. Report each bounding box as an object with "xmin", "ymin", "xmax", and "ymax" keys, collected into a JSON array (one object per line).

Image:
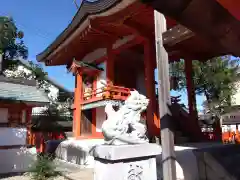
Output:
[{"xmin": 102, "ymin": 90, "xmax": 149, "ymax": 145}]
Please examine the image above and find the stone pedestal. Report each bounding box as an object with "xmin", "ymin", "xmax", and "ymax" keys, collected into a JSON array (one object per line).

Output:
[{"xmin": 92, "ymin": 143, "xmax": 161, "ymax": 180}]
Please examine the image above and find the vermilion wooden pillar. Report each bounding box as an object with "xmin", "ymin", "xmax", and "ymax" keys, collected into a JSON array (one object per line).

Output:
[
  {"xmin": 143, "ymin": 40, "xmax": 159, "ymax": 137},
  {"xmin": 26, "ymin": 107, "xmax": 32, "ymax": 145},
  {"xmin": 106, "ymin": 45, "xmax": 115, "ymax": 85},
  {"xmin": 73, "ymin": 69, "xmax": 83, "ymax": 137}
]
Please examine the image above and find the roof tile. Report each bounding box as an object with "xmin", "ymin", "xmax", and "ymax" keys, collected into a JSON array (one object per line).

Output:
[{"xmin": 0, "ymin": 81, "xmax": 50, "ymax": 104}]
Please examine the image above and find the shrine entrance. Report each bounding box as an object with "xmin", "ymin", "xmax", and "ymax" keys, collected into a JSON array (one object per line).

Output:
[
  {"xmin": 113, "ymin": 45, "xmax": 147, "ymax": 96},
  {"xmin": 80, "ymin": 109, "xmax": 92, "ymax": 136}
]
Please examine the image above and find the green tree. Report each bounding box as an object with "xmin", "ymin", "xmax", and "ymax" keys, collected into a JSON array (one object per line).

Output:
[
  {"xmin": 0, "ymin": 17, "xmax": 72, "ymax": 114},
  {"xmin": 0, "ymin": 16, "xmax": 28, "ymax": 71},
  {"xmin": 170, "ymin": 56, "xmax": 240, "ymax": 115},
  {"xmin": 29, "ymin": 154, "xmax": 61, "ymax": 180}
]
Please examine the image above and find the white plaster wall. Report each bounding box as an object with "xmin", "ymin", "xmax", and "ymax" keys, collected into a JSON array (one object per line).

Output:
[
  {"xmin": 96, "ymin": 62, "xmax": 106, "ymax": 97},
  {"xmin": 231, "ymin": 82, "xmax": 240, "ymax": 105},
  {"xmin": 0, "ymin": 128, "xmax": 27, "ymax": 146},
  {"xmin": 222, "ymin": 125, "xmax": 228, "ymax": 132},
  {"xmin": 0, "ymin": 147, "xmax": 36, "ymax": 174},
  {"xmin": 230, "ymin": 125, "xmax": 237, "ymax": 132},
  {"xmin": 222, "ymin": 125, "xmax": 238, "ymax": 132},
  {"xmin": 32, "ymin": 106, "xmax": 48, "ymax": 113},
  {"xmin": 55, "ymin": 138, "xmax": 104, "ymax": 167},
  {"xmin": 96, "ymin": 107, "xmax": 106, "ymax": 132},
  {"xmin": 136, "ymin": 70, "xmax": 146, "ymax": 96}
]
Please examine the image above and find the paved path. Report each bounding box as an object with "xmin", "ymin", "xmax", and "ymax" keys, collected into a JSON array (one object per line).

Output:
[
  {"xmin": 55, "ymin": 159, "xmax": 93, "ymax": 180},
  {"xmin": 0, "ymin": 160, "xmax": 93, "ymax": 180},
  {"xmin": 63, "ymin": 169, "xmax": 93, "ymax": 180}
]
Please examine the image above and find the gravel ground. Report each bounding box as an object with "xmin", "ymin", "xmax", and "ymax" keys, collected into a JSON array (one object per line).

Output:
[
  {"xmin": 0, "ymin": 171, "xmax": 93, "ymax": 180},
  {"xmin": 0, "ymin": 157, "xmax": 93, "ymax": 180},
  {"xmin": 0, "ymin": 174, "xmax": 65, "ymax": 180},
  {"xmin": 0, "ymin": 160, "xmax": 93, "ymax": 180}
]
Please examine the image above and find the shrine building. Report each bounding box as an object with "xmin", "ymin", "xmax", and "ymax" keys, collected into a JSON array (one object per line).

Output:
[{"xmin": 37, "ymin": 0, "xmax": 235, "ymax": 143}]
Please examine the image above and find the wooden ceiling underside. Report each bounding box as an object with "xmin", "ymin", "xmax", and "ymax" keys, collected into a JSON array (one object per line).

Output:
[
  {"xmin": 41, "ymin": 0, "xmax": 240, "ymax": 66},
  {"xmin": 144, "ymin": 0, "xmax": 240, "ymax": 57}
]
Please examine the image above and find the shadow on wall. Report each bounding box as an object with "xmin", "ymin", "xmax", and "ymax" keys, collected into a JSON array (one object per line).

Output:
[
  {"xmin": 193, "ymin": 144, "xmax": 240, "ymax": 179},
  {"xmin": 156, "ymin": 147, "xmax": 200, "ymax": 180},
  {"xmin": 50, "ymin": 141, "xmax": 90, "ymax": 166},
  {"xmin": 66, "ymin": 145, "xmax": 88, "ymax": 165}
]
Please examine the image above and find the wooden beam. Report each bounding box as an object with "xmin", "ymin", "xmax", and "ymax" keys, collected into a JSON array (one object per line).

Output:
[
  {"xmin": 123, "ymin": 19, "xmax": 155, "ymax": 40},
  {"xmin": 90, "ymin": 27, "xmax": 118, "ymax": 41},
  {"xmin": 123, "ymin": 19, "xmax": 194, "ymax": 48},
  {"xmin": 163, "ymin": 24, "xmax": 195, "ymax": 46},
  {"xmin": 113, "ymin": 36, "xmax": 144, "ymax": 54}
]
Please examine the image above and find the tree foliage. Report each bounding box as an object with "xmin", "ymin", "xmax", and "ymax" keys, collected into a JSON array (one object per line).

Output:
[
  {"xmin": 0, "ymin": 16, "xmax": 28, "ymax": 61},
  {"xmin": 4, "ymin": 60, "xmax": 48, "ymax": 89},
  {"xmin": 0, "ymin": 17, "xmax": 72, "ymax": 117},
  {"xmin": 170, "ymin": 56, "xmax": 240, "ymax": 115}
]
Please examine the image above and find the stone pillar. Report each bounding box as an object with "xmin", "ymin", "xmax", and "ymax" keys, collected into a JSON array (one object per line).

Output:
[{"xmin": 92, "ymin": 144, "xmax": 161, "ymax": 180}]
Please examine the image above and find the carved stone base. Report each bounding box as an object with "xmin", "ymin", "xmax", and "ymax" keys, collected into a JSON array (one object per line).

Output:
[{"xmin": 92, "ymin": 143, "xmax": 161, "ymax": 180}]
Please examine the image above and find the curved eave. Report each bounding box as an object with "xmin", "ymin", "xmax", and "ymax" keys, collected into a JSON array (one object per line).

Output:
[
  {"xmin": 37, "ymin": 0, "xmax": 128, "ymax": 63},
  {"xmin": 68, "ymin": 59, "xmax": 103, "ymax": 75}
]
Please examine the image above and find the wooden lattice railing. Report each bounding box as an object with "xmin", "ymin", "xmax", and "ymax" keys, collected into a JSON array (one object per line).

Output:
[{"xmin": 83, "ymin": 85, "xmax": 133, "ymax": 104}]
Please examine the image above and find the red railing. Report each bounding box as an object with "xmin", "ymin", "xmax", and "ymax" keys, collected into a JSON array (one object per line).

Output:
[{"xmin": 83, "ymin": 85, "xmax": 132, "ymax": 104}]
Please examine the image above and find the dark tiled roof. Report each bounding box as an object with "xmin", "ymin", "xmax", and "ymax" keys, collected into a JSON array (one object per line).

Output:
[{"xmin": 0, "ymin": 77, "xmax": 50, "ymax": 104}]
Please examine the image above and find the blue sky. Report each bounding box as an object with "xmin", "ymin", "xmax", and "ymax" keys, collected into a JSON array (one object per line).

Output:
[
  {"xmin": 1, "ymin": 0, "xmax": 77, "ymax": 90},
  {"xmin": 1, "ymin": 0, "xmax": 205, "ymax": 110}
]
